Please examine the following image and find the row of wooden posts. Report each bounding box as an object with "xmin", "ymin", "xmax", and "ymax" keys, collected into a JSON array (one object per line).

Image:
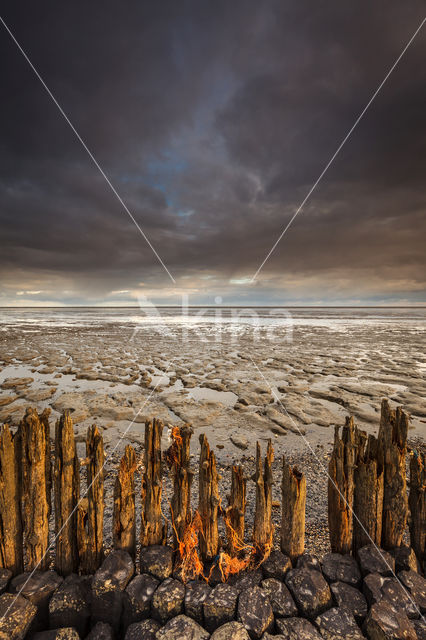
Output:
[{"xmin": 0, "ymin": 400, "xmax": 424, "ymax": 580}]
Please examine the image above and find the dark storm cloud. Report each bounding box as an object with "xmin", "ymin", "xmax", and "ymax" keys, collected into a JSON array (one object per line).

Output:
[{"xmin": 0, "ymin": 0, "xmax": 425, "ymax": 304}]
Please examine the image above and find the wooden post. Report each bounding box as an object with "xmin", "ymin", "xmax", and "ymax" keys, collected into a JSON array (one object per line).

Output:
[
  {"xmin": 79, "ymin": 425, "xmax": 104, "ymax": 573},
  {"xmin": 409, "ymin": 450, "xmax": 425, "ymax": 572},
  {"xmin": 20, "ymin": 408, "xmax": 50, "ymax": 570},
  {"xmin": 225, "ymin": 465, "xmax": 247, "ymax": 557},
  {"xmin": 113, "ymin": 445, "xmax": 137, "ymax": 557},
  {"xmin": 168, "ymin": 425, "xmax": 194, "ymax": 554},
  {"xmin": 252, "ymin": 440, "xmax": 274, "ymax": 558},
  {"xmin": 0, "ymin": 425, "xmax": 23, "ymax": 575},
  {"xmin": 281, "ymin": 457, "xmax": 306, "ymax": 562},
  {"xmin": 40, "ymin": 408, "xmax": 52, "ymax": 519},
  {"xmin": 54, "ymin": 411, "xmax": 80, "ymax": 575},
  {"xmin": 378, "ymin": 400, "xmax": 409, "ymax": 550},
  {"xmin": 328, "ymin": 417, "xmax": 357, "ymax": 554},
  {"xmin": 353, "ymin": 433, "xmax": 384, "ymax": 554},
  {"xmin": 140, "ymin": 418, "xmax": 167, "ymax": 547},
  {"xmin": 198, "ymin": 434, "xmax": 220, "ymax": 562}
]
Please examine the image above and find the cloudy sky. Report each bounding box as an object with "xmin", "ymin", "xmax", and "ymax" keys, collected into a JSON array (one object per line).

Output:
[{"xmin": 1, "ymin": 1, "xmax": 425, "ymax": 306}]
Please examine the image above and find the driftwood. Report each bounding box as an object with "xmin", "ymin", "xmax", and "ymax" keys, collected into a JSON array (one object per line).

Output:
[
  {"xmin": 252, "ymin": 440, "xmax": 274, "ymax": 557},
  {"xmin": 168, "ymin": 425, "xmax": 194, "ymax": 554},
  {"xmin": 378, "ymin": 400, "xmax": 409, "ymax": 550},
  {"xmin": 225, "ymin": 465, "xmax": 247, "ymax": 557},
  {"xmin": 140, "ymin": 418, "xmax": 167, "ymax": 547},
  {"xmin": 198, "ymin": 434, "xmax": 220, "ymax": 562},
  {"xmin": 79, "ymin": 425, "xmax": 104, "ymax": 573},
  {"xmin": 353, "ymin": 433, "xmax": 384, "ymax": 553},
  {"xmin": 281, "ymin": 457, "xmax": 306, "ymax": 562},
  {"xmin": 54, "ymin": 411, "xmax": 80, "ymax": 575},
  {"xmin": 113, "ymin": 445, "xmax": 137, "ymax": 557},
  {"xmin": 328, "ymin": 417, "xmax": 357, "ymax": 554},
  {"xmin": 0, "ymin": 425, "xmax": 23, "ymax": 575},
  {"xmin": 409, "ymin": 450, "xmax": 425, "ymax": 571},
  {"xmin": 20, "ymin": 408, "xmax": 50, "ymax": 570}
]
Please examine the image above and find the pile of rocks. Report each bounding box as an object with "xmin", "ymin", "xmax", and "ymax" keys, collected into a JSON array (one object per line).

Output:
[{"xmin": 0, "ymin": 544, "xmax": 424, "ymax": 640}]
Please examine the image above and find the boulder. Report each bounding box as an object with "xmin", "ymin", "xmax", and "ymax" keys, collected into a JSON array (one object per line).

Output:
[
  {"xmin": 0, "ymin": 569, "xmax": 12, "ymax": 595},
  {"xmin": 155, "ymin": 614, "xmax": 210, "ymax": 640},
  {"xmin": 140, "ymin": 546, "xmax": 173, "ymax": 581},
  {"xmin": 123, "ymin": 573, "xmax": 159, "ymax": 627},
  {"xmin": 296, "ymin": 554, "xmax": 322, "ymax": 572},
  {"xmin": 203, "ymin": 583, "xmax": 239, "ymax": 631},
  {"xmin": 184, "ymin": 580, "xmax": 212, "ymax": 625},
  {"xmin": 228, "ymin": 570, "xmax": 263, "ymax": 593},
  {"xmin": 32, "ymin": 630, "xmax": 80, "ymax": 640},
  {"xmin": 261, "ymin": 550, "xmax": 292, "ymax": 581},
  {"xmin": 315, "ymin": 607, "xmax": 364, "ymax": 639},
  {"xmin": 237, "ymin": 586, "xmax": 274, "ymax": 639},
  {"xmin": 91, "ymin": 550, "xmax": 134, "ymax": 631},
  {"xmin": 49, "ymin": 575, "xmax": 91, "ymax": 637},
  {"xmin": 151, "ymin": 577, "xmax": 185, "ymax": 624},
  {"xmin": 413, "ymin": 618, "xmax": 426, "ymax": 640},
  {"xmin": 285, "ymin": 567, "xmax": 332, "ymax": 619},
  {"xmin": 260, "ymin": 578, "xmax": 297, "ymax": 617},
  {"xmin": 398, "ymin": 569, "xmax": 426, "ymax": 614},
  {"xmin": 363, "ymin": 573, "xmax": 419, "ymax": 619},
  {"xmin": 391, "ymin": 547, "xmax": 420, "ymax": 573},
  {"xmin": 330, "ymin": 581, "xmax": 368, "ymax": 624},
  {"xmin": 321, "ymin": 553, "xmax": 361, "ymax": 586},
  {"xmin": 124, "ymin": 619, "xmax": 161, "ymax": 640},
  {"xmin": 364, "ymin": 600, "xmax": 416, "ymax": 640},
  {"xmin": 0, "ymin": 593, "xmax": 37, "ymax": 640},
  {"xmin": 10, "ymin": 570, "xmax": 63, "ymax": 630},
  {"xmin": 211, "ymin": 621, "xmax": 250, "ymax": 639},
  {"xmin": 85, "ymin": 622, "xmax": 114, "ymax": 639},
  {"xmin": 275, "ymin": 616, "xmax": 322, "ymax": 639},
  {"xmin": 357, "ymin": 545, "xmax": 395, "ymax": 577}
]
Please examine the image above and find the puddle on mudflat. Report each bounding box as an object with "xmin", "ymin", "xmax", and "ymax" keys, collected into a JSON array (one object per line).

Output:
[{"xmin": 188, "ymin": 386, "xmax": 238, "ymax": 407}]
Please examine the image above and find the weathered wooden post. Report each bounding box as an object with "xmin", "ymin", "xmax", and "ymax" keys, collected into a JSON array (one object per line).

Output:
[
  {"xmin": 113, "ymin": 445, "xmax": 137, "ymax": 557},
  {"xmin": 328, "ymin": 417, "xmax": 357, "ymax": 554},
  {"xmin": 409, "ymin": 450, "xmax": 425, "ymax": 571},
  {"xmin": 353, "ymin": 433, "xmax": 384, "ymax": 553},
  {"xmin": 198, "ymin": 434, "xmax": 220, "ymax": 563},
  {"xmin": 168, "ymin": 425, "xmax": 194, "ymax": 554},
  {"xmin": 40, "ymin": 408, "xmax": 52, "ymax": 519},
  {"xmin": 281, "ymin": 457, "xmax": 306, "ymax": 562},
  {"xmin": 54, "ymin": 411, "xmax": 80, "ymax": 575},
  {"xmin": 0, "ymin": 424, "xmax": 23, "ymax": 575},
  {"xmin": 20, "ymin": 408, "xmax": 50, "ymax": 570},
  {"xmin": 225, "ymin": 465, "xmax": 247, "ymax": 557},
  {"xmin": 140, "ymin": 418, "xmax": 167, "ymax": 547},
  {"xmin": 79, "ymin": 425, "xmax": 104, "ymax": 573},
  {"xmin": 378, "ymin": 400, "xmax": 409, "ymax": 550},
  {"xmin": 253, "ymin": 440, "xmax": 274, "ymax": 559}
]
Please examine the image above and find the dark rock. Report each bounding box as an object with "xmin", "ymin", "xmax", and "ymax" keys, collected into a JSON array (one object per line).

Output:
[
  {"xmin": 296, "ymin": 554, "xmax": 322, "ymax": 572},
  {"xmin": 151, "ymin": 577, "xmax": 185, "ymax": 624},
  {"xmin": 124, "ymin": 619, "xmax": 161, "ymax": 640},
  {"xmin": 398, "ymin": 569, "xmax": 426, "ymax": 614},
  {"xmin": 91, "ymin": 550, "xmax": 134, "ymax": 631},
  {"xmin": 0, "ymin": 569, "xmax": 12, "ymax": 595},
  {"xmin": 391, "ymin": 546, "xmax": 420, "ymax": 573},
  {"xmin": 203, "ymin": 583, "xmax": 238, "ymax": 631},
  {"xmin": 140, "ymin": 545, "xmax": 173, "ymax": 581},
  {"xmin": 228, "ymin": 569, "xmax": 263, "ymax": 593},
  {"xmin": 237, "ymin": 586, "xmax": 274, "ymax": 639},
  {"xmin": 275, "ymin": 616, "xmax": 322, "ymax": 639},
  {"xmin": 315, "ymin": 607, "xmax": 364, "ymax": 639},
  {"xmin": 364, "ymin": 600, "xmax": 416, "ymax": 640},
  {"xmin": 123, "ymin": 573, "xmax": 159, "ymax": 627},
  {"xmin": 330, "ymin": 581, "xmax": 368, "ymax": 624},
  {"xmin": 85, "ymin": 622, "xmax": 114, "ymax": 640},
  {"xmin": 184, "ymin": 580, "xmax": 212, "ymax": 625},
  {"xmin": 285, "ymin": 567, "xmax": 333, "ymax": 619},
  {"xmin": 155, "ymin": 614, "xmax": 210, "ymax": 640},
  {"xmin": 321, "ymin": 553, "xmax": 361, "ymax": 586},
  {"xmin": 260, "ymin": 578, "xmax": 297, "ymax": 617},
  {"xmin": 364, "ymin": 573, "xmax": 419, "ymax": 619},
  {"xmin": 0, "ymin": 593, "xmax": 37, "ymax": 640},
  {"xmin": 261, "ymin": 550, "xmax": 292, "ymax": 581},
  {"xmin": 211, "ymin": 621, "xmax": 250, "ymax": 639},
  {"xmin": 357, "ymin": 545, "xmax": 395, "ymax": 577},
  {"xmin": 10, "ymin": 570, "xmax": 63, "ymax": 630},
  {"xmin": 413, "ymin": 618, "xmax": 426, "ymax": 640},
  {"xmin": 33, "ymin": 630, "xmax": 80, "ymax": 640},
  {"xmin": 49, "ymin": 575, "xmax": 91, "ymax": 637}
]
